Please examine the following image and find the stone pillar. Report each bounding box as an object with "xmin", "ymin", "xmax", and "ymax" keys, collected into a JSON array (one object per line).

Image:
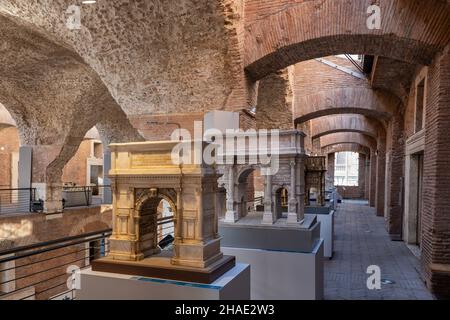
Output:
[
  {"xmin": 421, "ymin": 46, "xmax": 450, "ymax": 298},
  {"xmin": 29, "ymin": 145, "xmax": 65, "ymax": 213},
  {"xmin": 224, "ymin": 166, "xmax": 238, "ymax": 222},
  {"xmin": 375, "ymin": 140, "xmax": 386, "ymax": 216},
  {"xmin": 296, "ymin": 156, "xmax": 305, "ymax": 223},
  {"xmin": 369, "ymin": 150, "xmax": 377, "ymax": 207},
  {"xmin": 102, "ymin": 150, "xmax": 112, "ymax": 204},
  {"xmin": 17, "ymin": 146, "xmax": 32, "ymax": 212},
  {"xmin": 262, "ymin": 170, "xmax": 274, "ymax": 224},
  {"xmin": 385, "ymin": 112, "xmax": 405, "ymax": 238}
]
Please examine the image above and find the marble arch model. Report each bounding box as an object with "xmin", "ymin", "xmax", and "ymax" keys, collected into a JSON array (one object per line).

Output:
[
  {"xmin": 218, "ymin": 129, "xmax": 306, "ymax": 225},
  {"xmin": 97, "ymin": 140, "xmax": 236, "ymax": 274}
]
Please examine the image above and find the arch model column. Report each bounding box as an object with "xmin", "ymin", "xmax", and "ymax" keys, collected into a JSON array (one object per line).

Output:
[
  {"xmin": 261, "ymin": 170, "xmax": 274, "ymax": 224},
  {"xmin": 224, "ymin": 165, "xmax": 238, "ymax": 222}
]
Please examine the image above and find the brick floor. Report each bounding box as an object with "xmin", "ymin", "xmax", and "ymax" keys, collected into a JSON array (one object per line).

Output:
[{"xmin": 324, "ymin": 200, "xmax": 434, "ymax": 300}]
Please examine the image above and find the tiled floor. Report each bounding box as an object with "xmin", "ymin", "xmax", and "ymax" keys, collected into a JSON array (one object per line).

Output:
[{"xmin": 324, "ymin": 200, "xmax": 434, "ymax": 300}]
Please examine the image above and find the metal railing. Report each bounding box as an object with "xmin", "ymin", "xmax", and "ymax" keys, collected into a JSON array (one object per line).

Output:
[
  {"xmin": 0, "ymin": 229, "xmax": 112, "ymax": 300},
  {"xmin": 157, "ymin": 215, "xmax": 175, "ymax": 249},
  {"xmin": 62, "ymin": 185, "xmax": 111, "ymax": 208},
  {"xmin": 0, "ymin": 188, "xmax": 37, "ymax": 215}
]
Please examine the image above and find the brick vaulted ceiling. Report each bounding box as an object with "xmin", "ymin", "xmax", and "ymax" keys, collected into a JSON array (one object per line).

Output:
[{"xmin": 244, "ymin": 0, "xmax": 450, "ymax": 80}]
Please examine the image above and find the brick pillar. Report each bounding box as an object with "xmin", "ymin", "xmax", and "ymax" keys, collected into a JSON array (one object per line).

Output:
[
  {"xmin": 385, "ymin": 112, "xmax": 405, "ymax": 239},
  {"xmin": 365, "ymin": 154, "xmax": 370, "ymax": 200},
  {"xmin": 29, "ymin": 145, "xmax": 65, "ymax": 213},
  {"xmin": 256, "ymin": 68, "xmax": 294, "ymax": 130},
  {"xmin": 369, "ymin": 150, "xmax": 376, "ymax": 207},
  {"xmin": 358, "ymin": 153, "xmax": 366, "ymax": 199},
  {"xmin": 421, "ymin": 46, "xmax": 450, "ymax": 298},
  {"xmin": 375, "ymin": 139, "xmax": 386, "ymax": 216}
]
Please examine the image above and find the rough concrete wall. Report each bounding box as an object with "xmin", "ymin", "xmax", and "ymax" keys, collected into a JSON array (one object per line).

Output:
[
  {"xmin": 0, "ymin": 14, "xmax": 143, "ymax": 186},
  {"xmin": 0, "ymin": 0, "xmax": 249, "ymax": 115},
  {"xmin": 256, "ymin": 68, "xmax": 294, "ymax": 130}
]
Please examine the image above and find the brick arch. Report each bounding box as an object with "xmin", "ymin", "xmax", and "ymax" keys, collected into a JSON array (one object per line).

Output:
[
  {"xmin": 321, "ymin": 143, "xmax": 371, "ymax": 156},
  {"xmin": 310, "ymin": 114, "xmax": 383, "ymax": 140},
  {"xmin": 318, "ymin": 132, "xmax": 377, "ymax": 150},
  {"xmin": 294, "ymin": 87, "xmax": 399, "ymax": 125},
  {"xmin": 244, "ymin": 0, "xmax": 450, "ymax": 80}
]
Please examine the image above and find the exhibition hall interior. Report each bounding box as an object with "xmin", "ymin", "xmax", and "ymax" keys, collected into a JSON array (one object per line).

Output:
[{"xmin": 0, "ymin": 0, "xmax": 449, "ymax": 302}]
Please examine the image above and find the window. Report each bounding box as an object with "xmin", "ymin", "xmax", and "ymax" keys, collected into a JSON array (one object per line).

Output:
[
  {"xmin": 415, "ymin": 78, "xmax": 425, "ymax": 133},
  {"xmin": 334, "ymin": 152, "xmax": 359, "ymax": 186}
]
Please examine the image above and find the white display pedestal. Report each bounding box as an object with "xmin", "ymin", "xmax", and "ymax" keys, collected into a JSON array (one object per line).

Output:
[
  {"xmin": 314, "ymin": 211, "xmax": 334, "ymax": 258},
  {"xmin": 222, "ymin": 240, "xmax": 324, "ymax": 300},
  {"xmin": 76, "ymin": 263, "xmax": 250, "ymax": 300}
]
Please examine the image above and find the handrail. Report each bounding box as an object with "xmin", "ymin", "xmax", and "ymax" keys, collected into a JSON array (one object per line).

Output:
[
  {"xmin": 0, "ymin": 228, "xmax": 112, "ymax": 300},
  {"xmin": 0, "ymin": 228, "xmax": 112, "ymax": 257}
]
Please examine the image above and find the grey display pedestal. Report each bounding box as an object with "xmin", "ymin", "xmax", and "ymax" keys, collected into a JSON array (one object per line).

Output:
[
  {"xmin": 305, "ymin": 207, "xmax": 335, "ymax": 258},
  {"xmin": 76, "ymin": 263, "xmax": 250, "ymax": 300},
  {"xmin": 219, "ymin": 213, "xmax": 324, "ymax": 300}
]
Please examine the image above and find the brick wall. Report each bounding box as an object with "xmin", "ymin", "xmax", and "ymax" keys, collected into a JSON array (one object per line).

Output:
[
  {"xmin": 256, "ymin": 68, "xmax": 294, "ymax": 130},
  {"xmin": 61, "ymin": 139, "xmax": 92, "ymax": 186},
  {"xmin": 422, "ymin": 44, "xmax": 450, "ymax": 298},
  {"xmin": 0, "ymin": 127, "xmax": 20, "ymax": 189},
  {"xmin": 129, "ymin": 113, "xmax": 204, "ymax": 141},
  {"xmin": 0, "ymin": 206, "xmax": 112, "ymax": 300}
]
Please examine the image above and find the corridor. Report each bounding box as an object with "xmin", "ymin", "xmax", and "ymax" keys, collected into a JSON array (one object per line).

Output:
[{"xmin": 324, "ymin": 201, "xmax": 434, "ymax": 300}]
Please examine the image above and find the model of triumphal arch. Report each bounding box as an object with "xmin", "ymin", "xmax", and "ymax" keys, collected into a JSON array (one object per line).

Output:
[
  {"xmin": 217, "ymin": 129, "xmax": 306, "ymax": 225},
  {"xmin": 92, "ymin": 140, "xmax": 234, "ymax": 282}
]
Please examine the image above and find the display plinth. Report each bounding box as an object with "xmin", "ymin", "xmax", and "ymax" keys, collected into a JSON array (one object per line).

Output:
[
  {"xmin": 219, "ymin": 213, "xmax": 324, "ymax": 300},
  {"xmin": 222, "ymin": 241, "xmax": 323, "ymax": 300},
  {"xmin": 91, "ymin": 254, "xmax": 235, "ymax": 284},
  {"xmin": 219, "ymin": 213, "xmax": 320, "ymax": 252},
  {"xmin": 76, "ymin": 263, "xmax": 250, "ymax": 300},
  {"xmin": 307, "ymin": 210, "xmax": 335, "ymax": 259}
]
